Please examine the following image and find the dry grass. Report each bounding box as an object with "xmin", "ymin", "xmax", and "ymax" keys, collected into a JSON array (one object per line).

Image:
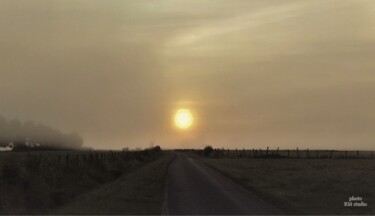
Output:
[
  {"xmin": 203, "ymin": 158, "xmax": 375, "ymax": 215},
  {"xmin": 54, "ymin": 152, "xmax": 175, "ymax": 215},
  {"xmin": 0, "ymin": 150, "xmax": 163, "ymax": 214}
]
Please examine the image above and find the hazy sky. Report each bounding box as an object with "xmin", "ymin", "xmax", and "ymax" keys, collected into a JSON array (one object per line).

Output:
[{"xmin": 1, "ymin": 0, "xmax": 374, "ymax": 150}]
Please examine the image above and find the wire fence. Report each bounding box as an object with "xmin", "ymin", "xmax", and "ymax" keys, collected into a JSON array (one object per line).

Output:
[{"xmin": 200, "ymin": 147, "xmax": 375, "ymax": 159}]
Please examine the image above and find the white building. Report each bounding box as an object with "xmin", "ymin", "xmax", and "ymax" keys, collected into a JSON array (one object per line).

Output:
[{"xmin": 0, "ymin": 143, "xmax": 14, "ymax": 152}]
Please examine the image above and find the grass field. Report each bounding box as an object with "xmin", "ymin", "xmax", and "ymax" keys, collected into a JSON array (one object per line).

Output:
[
  {"xmin": 0, "ymin": 148, "xmax": 164, "ymax": 214},
  {"xmin": 54, "ymin": 152, "xmax": 175, "ymax": 215},
  {"xmin": 203, "ymin": 158, "xmax": 375, "ymax": 215}
]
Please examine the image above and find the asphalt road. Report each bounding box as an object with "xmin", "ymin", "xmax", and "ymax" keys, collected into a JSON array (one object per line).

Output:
[{"xmin": 166, "ymin": 153, "xmax": 282, "ymax": 215}]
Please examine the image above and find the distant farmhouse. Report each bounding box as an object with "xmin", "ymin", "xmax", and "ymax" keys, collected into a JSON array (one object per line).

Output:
[
  {"xmin": 0, "ymin": 138, "xmax": 41, "ymax": 152},
  {"xmin": 0, "ymin": 142, "xmax": 14, "ymax": 151}
]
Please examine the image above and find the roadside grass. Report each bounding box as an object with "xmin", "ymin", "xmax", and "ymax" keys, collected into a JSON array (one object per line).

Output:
[
  {"xmin": 202, "ymin": 158, "xmax": 375, "ymax": 215},
  {"xmin": 0, "ymin": 150, "xmax": 162, "ymax": 214},
  {"xmin": 54, "ymin": 152, "xmax": 175, "ymax": 215}
]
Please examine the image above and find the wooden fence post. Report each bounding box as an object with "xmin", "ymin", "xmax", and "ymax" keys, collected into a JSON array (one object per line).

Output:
[
  {"xmin": 357, "ymin": 150, "xmax": 359, "ymax": 159},
  {"xmin": 306, "ymin": 148, "xmax": 309, "ymax": 159},
  {"xmin": 253, "ymin": 148, "xmax": 256, "ymax": 158},
  {"xmin": 276, "ymin": 147, "xmax": 279, "ymax": 157},
  {"xmin": 296, "ymin": 148, "xmax": 299, "ymax": 158},
  {"xmin": 330, "ymin": 150, "xmax": 333, "ymax": 159},
  {"xmin": 287, "ymin": 150, "xmax": 290, "ymax": 158},
  {"xmin": 266, "ymin": 147, "xmax": 269, "ymax": 158}
]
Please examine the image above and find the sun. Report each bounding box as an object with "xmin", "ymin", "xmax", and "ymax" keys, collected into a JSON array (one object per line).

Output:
[{"xmin": 174, "ymin": 109, "xmax": 194, "ymax": 129}]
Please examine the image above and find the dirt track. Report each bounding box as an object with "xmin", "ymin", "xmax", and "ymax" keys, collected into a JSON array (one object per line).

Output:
[{"xmin": 166, "ymin": 153, "xmax": 282, "ymax": 215}]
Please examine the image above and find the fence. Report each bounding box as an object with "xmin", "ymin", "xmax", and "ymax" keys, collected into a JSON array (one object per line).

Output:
[
  {"xmin": 205, "ymin": 147, "xmax": 374, "ymax": 159},
  {"xmin": 0, "ymin": 147, "xmax": 162, "ymax": 168}
]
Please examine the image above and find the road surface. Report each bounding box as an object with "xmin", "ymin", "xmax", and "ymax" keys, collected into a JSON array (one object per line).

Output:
[{"xmin": 166, "ymin": 153, "xmax": 282, "ymax": 215}]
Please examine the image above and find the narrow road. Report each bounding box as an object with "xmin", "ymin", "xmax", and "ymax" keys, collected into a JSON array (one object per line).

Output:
[{"xmin": 166, "ymin": 153, "xmax": 282, "ymax": 215}]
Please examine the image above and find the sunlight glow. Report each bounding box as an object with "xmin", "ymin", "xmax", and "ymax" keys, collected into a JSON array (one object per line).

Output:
[{"xmin": 174, "ymin": 109, "xmax": 194, "ymax": 129}]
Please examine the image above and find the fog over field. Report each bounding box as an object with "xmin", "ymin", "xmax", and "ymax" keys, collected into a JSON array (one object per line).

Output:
[
  {"xmin": 0, "ymin": 116, "xmax": 83, "ymax": 149},
  {"xmin": 0, "ymin": 0, "xmax": 374, "ymax": 150}
]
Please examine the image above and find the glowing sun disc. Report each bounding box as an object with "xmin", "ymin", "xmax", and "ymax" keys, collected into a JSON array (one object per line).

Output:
[{"xmin": 175, "ymin": 109, "xmax": 193, "ymax": 129}]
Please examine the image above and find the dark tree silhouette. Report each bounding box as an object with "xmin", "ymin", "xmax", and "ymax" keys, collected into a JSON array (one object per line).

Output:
[{"xmin": 203, "ymin": 145, "xmax": 214, "ymax": 156}]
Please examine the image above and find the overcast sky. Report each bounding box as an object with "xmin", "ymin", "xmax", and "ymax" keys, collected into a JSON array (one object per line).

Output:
[{"xmin": 1, "ymin": 0, "xmax": 374, "ymax": 150}]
